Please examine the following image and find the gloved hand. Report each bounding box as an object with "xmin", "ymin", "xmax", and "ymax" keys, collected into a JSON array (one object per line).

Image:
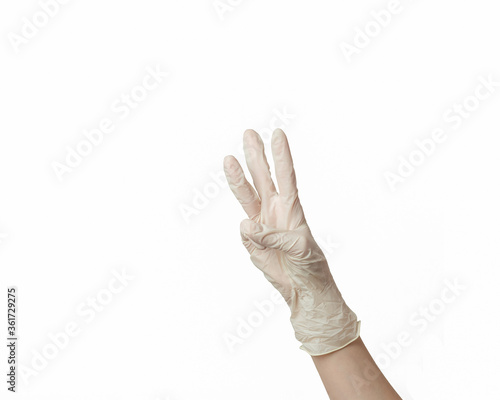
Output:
[{"xmin": 223, "ymin": 129, "xmax": 360, "ymax": 356}]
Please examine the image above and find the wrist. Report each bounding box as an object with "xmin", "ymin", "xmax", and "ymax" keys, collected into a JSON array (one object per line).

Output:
[{"xmin": 289, "ymin": 279, "xmax": 361, "ymax": 356}]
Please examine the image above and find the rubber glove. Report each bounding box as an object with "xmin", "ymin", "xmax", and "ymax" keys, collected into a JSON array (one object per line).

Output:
[{"xmin": 223, "ymin": 129, "xmax": 360, "ymax": 356}]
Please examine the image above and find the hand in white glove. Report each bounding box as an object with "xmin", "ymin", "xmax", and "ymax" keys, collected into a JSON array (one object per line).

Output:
[{"xmin": 223, "ymin": 129, "xmax": 360, "ymax": 356}]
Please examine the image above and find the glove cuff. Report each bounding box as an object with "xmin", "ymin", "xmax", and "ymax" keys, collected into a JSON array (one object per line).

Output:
[{"xmin": 298, "ymin": 319, "xmax": 361, "ymax": 356}]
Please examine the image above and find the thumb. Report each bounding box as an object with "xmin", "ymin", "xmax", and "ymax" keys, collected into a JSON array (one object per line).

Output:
[
  {"xmin": 240, "ymin": 219, "xmax": 266, "ymax": 250},
  {"xmin": 240, "ymin": 219, "xmax": 299, "ymax": 253}
]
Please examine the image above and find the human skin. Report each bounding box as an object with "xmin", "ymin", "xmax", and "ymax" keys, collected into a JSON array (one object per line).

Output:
[
  {"xmin": 223, "ymin": 128, "xmax": 401, "ymax": 399},
  {"xmin": 311, "ymin": 337, "xmax": 402, "ymax": 399}
]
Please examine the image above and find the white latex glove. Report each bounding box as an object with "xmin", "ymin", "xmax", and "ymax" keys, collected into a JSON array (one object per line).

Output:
[{"xmin": 223, "ymin": 129, "xmax": 360, "ymax": 356}]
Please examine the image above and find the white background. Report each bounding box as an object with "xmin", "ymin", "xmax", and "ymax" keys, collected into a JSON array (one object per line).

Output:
[{"xmin": 1, "ymin": 0, "xmax": 499, "ymax": 399}]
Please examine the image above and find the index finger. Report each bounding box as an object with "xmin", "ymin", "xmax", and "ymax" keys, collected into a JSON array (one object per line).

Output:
[{"xmin": 223, "ymin": 155, "xmax": 261, "ymax": 218}]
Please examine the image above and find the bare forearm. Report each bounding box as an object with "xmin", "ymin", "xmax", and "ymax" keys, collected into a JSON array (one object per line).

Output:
[{"xmin": 312, "ymin": 337, "xmax": 402, "ymax": 400}]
